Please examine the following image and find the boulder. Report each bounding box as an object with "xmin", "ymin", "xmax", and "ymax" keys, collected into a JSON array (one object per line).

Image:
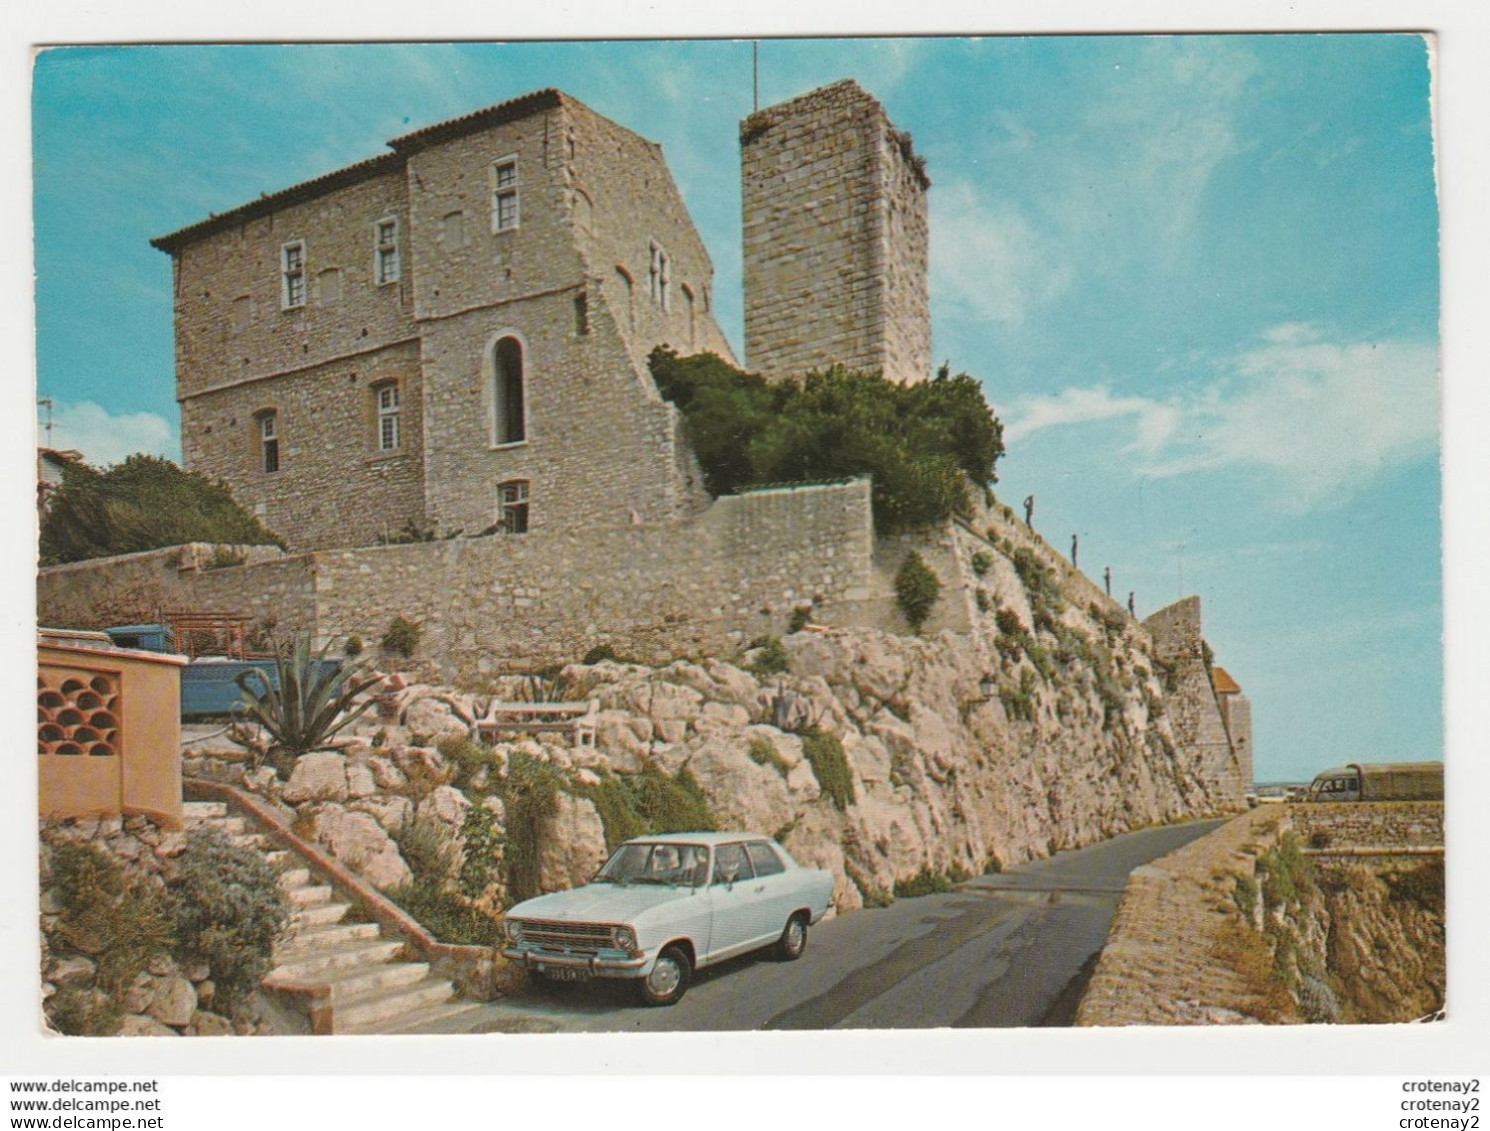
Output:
[
  {"xmin": 187, "ymin": 1009, "xmax": 234, "ymax": 1036},
  {"xmin": 282, "ymin": 752, "xmax": 349, "ymax": 803},
  {"xmin": 243, "ymin": 766, "xmax": 279, "ymax": 795},
  {"xmin": 46, "ymin": 955, "xmax": 95, "ymax": 990},
  {"xmin": 394, "ymin": 745, "xmax": 454, "ymax": 790},
  {"xmin": 416, "ymin": 785, "xmax": 471, "ymax": 831},
  {"xmin": 367, "ymin": 754, "xmax": 408, "ymax": 791},
  {"xmin": 306, "ymin": 806, "xmax": 412, "ymax": 889},
  {"xmin": 686, "ymin": 733, "xmax": 797, "ymax": 835},
  {"xmin": 345, "ymin": 760, "xmax": 378, "ymax": 799},
  {"xmin": 537, "ymin": 793, "xmax": 608, "ymax": 893},
  {"xmin": 123, "ymin": 972, "xmax": 154, "ymax": 1014},
  {"xmin": 405, "ymin": 697, "xmax": 470, "ymax": 745},
  {"xmin": 148, "ymin": 975, "xmax": 198, "ymax": 1028},
  {"xmin": 118, "ymin": 1013, "xmax": 179, "ymax": 1037},
  {"xmin": 349, "ymin": 795, "xmax": 415, "ymax": 834}
]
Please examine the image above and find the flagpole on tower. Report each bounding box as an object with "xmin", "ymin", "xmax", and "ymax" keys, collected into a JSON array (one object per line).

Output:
[{"xmin": 753, "ymin": 41, "xmax": 759, "ymax": 112}]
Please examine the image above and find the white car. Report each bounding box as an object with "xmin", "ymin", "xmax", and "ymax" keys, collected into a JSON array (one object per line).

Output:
[{"xmin": 501, "ymin": 831, "xmax": 835, "ymax": 1006}]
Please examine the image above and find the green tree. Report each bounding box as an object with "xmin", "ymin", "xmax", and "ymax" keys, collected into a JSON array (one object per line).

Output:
[
  {"xmin": 40, "ymin": 454, "xmax": 281, "ymax": 565},
  {"xmin": 649, "ymin": 349, "xmax": 1004, "ymax": 534}
]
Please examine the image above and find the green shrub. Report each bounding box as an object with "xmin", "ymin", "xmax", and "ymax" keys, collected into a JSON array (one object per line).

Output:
[
  {"xmin": 204, "ymin": 546, "xmax": 246, "ymax": 570},
  {"xmin": 788, "ymin": 605, "xmax": 813, "ymax": 633},
  {"xmin": 975, "ymin": 588, "xmax": 992, "ymax": 613},
  {"xmin": 801, "ymin": 728, "xmax": 855, "ymax": 811},
  {"xmin": 971, "ymin": 550, "xmax": 993, "ymax": 576},
  {"xmin": 582, "ymin": 643, "xmax": 621, "ymax": 665},
  {"xmin": 1232, "ymin": 872, "xmax": 1260, "ymax": 919},
  {"xmin": 748, "ymin": 736, "xmax": 791, "ymax": 776},
  {"xmin": 393, "ymin": 817, "xmax": 456, "ymax": 882},
  {"xmin": 1258, "ymin": 832, "xmax": 1315, "ymax": 910},
  {"xmin": 39, "ymin": 453, "xmax": 282, "ymax": 566},
  {"xmin": 456, "ymin": 803, "xmax": 505, "ymax": 904},
  {"xmin": 648, "ymin": 347, "xmax": 1004, "ymax": 535},
  {"xmin": 995, "ymin": 608, "xmax": 1024, "ymax": 638},
  {"xmin": 586, "ymin": 764, "xmax": 717, "ymax": 851},
  {"xmin": 342, "ymin": 633, "xmax": 364, "ymax": 658},
  {"xmin": 747, "ymin": 635, "xmax": 790, "ymax": 676},
  {"xmin": 438, "ymin": 736, "xmax": 497, "ymax": 790},
  {"xmin": 165, "ymin": 826, "xmax": 289, "ymax": 1014},
  {"xmin": 234, "ymin": 634, "xmax": 378, "ymax": 759},
  {"xmin": 381, "ymin": 616, "xmax": 421, "ymax": 658},
  {"xmin": 499, "ymin": 751, "xmax": 563, "ymax": 903},
  {"xmin": 999, "ymin": 669, "xmax": 1038, "ymax": 723},
  {"xmin": 894, "ymin": 550, "xmax": 941, "ymax": 633},
  {"xmin": 45, "ymin": 840, "xmax": 174, "ymax": 1034},
  {"xmin": 380, "ymin": 877, "xmax": 504, "ymax": 946},
  {"xmin": 894, "ymin": 866, "xmax": 958, "ymax": 898}
]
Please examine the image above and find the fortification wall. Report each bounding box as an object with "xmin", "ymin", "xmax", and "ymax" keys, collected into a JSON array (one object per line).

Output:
[
  {"xmin": 1145, "ymin": 596, "xmax": 1246, "ymax": 809},
  {"xmin": 38, "ymin": 481, "xmax": 875, "ymax": 677},
  {"xmin": 1290, "ymin": 801, "xmax": 1444, "ymax": 849}
]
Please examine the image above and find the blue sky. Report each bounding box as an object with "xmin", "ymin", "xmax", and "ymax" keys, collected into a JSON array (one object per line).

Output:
[{"xmin": 30, "ymin": 37, "xmax": 1442, "ymax": 784}]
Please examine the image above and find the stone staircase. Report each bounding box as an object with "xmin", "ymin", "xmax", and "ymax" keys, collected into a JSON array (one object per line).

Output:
[{"xmin": 182, "ymin": 801, "xmax": 482, "ymax": 1035}]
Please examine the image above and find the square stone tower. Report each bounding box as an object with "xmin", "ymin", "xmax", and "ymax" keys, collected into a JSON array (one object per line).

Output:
[{"xmin": 741, "ymin": 80, "xmax": 931, "ymax": 385}]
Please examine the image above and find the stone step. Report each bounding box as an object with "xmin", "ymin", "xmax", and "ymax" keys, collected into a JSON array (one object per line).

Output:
[
  {"xmin": 278, "ymin": 919, "xmax": 382, "ymax": 956},
  {"xmin": 208, "ymin": 816, "xmax": 248, "ymax": 836},
  {"xmin": 266, "ymin": 937, "xmax": 406, "ymax": 984},
  {"xmin": 324, "ymin": 959, "xmax": 431, "ymax": 1003},
  {"xmin": 265, "ymin": 850, "xmax": 294, "ymax": 870},
  {"xmin": 291, "ymin": 900, "xmax": 352, "ymax": 929},
  {"xmin": 354, "ymin": 998, "xmax": 485, "ymax": 1036},
  {"xmin": 335, "ymin": 976, "xmax": 459, "ymax": 1034},
  {"xmin": 286, "ymin": 883, "xmax": 334, "ymax": 907},
  {"xmin": 182, "ymin": 801, "xmax": 227, "ymax": 821},
  {"xmin": 278, "ymin": 867, "xmax": 312, "ymax": 890}
]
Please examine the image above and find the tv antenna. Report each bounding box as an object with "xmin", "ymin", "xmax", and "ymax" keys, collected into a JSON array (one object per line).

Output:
[{"xmin": 38, "ymin": 397, "xmax": 54, "ymax": 446}]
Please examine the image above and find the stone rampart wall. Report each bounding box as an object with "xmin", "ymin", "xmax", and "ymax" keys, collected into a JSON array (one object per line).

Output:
[
  {"xmin": 1290, "ymin": 801, "xmax": 1444, "ymax": 848},
  {"xmin": 38, "ymin": 481, "xmax": 876, "ymax": 677}
]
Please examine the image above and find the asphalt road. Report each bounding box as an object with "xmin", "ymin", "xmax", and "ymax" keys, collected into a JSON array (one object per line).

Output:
[{"xmin": 430, "ymin": 818, "xmax": 1226, "ymax": 1034}]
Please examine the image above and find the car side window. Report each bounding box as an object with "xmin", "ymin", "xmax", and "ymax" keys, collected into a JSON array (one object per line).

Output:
[
  {"xmin": 745, "ymin": 842, "xmax": 786, "ymax": 877},
  {"xmin": 712, "ymin": 843, "xmax": 754, "ymax": 885}
]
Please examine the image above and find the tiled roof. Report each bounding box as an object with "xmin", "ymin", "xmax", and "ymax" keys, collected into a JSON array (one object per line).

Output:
[
  {"xmin": 151, "ymin": 88, "xmax": 567, "ymax": 254},
  {"xmin": 1211, "ymin": 665, "xmax": 1241, "ymax": 695}
]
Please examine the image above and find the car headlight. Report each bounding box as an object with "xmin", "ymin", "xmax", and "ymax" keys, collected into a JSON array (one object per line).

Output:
[
  {"xmin": 504, "ymin": 919, "xmax": 524, "ymax": 946},
  {"xmin": 611, "ymin": 925, "xmax": 638, "ymax": 953}
]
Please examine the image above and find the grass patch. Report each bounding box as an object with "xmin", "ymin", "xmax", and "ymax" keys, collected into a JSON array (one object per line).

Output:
[
  {"xmin": 801, "ymin": 727, "xmax": 855, "ymax": 810},
  {"xmin": 584, "ymin": 763, "xmax": 717, "ymax": 851},
  {"xmin": 748, "ymin": 736, "xmax": 791, "ymax": 776}
]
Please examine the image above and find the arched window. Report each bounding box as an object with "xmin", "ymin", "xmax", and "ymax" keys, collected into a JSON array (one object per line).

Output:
[{"xmin": 494, "ymin": 336, "xmax": 526, "ymax": 445}]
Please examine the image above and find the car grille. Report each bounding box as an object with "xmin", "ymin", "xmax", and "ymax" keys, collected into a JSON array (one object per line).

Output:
[{"xmin": 517, "ymin": 919, "xmax": 615, "ymax": 955}]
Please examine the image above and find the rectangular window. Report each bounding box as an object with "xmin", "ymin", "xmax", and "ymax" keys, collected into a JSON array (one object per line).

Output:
[
  {"xmin": 260, "ymin": 414, "xmax": 280, "ymax": 473},
  {"xmin": 375, "ymin": 218, "xmax": 400, "ymax": 284},
  {"xmin": 281, "ymin": 241, "xmax": 306, "ymax": 309},
  {"xmin": 376, "ymin": 384, "xmax": 400, "ymax": 452},
  {"xmin": 649, "ymin": 241, "xmax": 670, "ymax": 311},
  {"xmin": 441, "ymin": 210, "xmax": 465, "ymax": 251},
  {"xmin": 498, "ymin": 480, "xmax": 529, "ymax": 534},
  {"xmin": 492, "ymin": 157, "xmax": 520, "ymax": 232}
]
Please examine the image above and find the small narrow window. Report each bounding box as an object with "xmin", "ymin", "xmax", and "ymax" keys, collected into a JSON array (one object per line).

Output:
[
  {"xmin": 616, "ymin": 266, "xmax": 635, "ymax": 332},
  {"xmin": 498, "ymin": 480, "xmax": 529, "ymax": 534},
  {"xmin": 492, "ymin": 157, "xmax": 520, "ymax": 232},
  {"xmin": 318, "ymin": 268, "xmax": 342, "ymax": 305},
  {"xmin": 574, "ymin": 291, "xmax": 589, "ymax": 336},
  {"xmin": 259, "ymin": 413, "xmax": 280, "ymax": 473},
  {"xmin": 375, "ymin": 218, "xmax": 400, "ymax": 284},
  {"xmin": 281, "ymin": 241, "xmax": 306, "ymax": 309},
  {"xmin": 648, "ymin": 241, "xmax": 670, "ymax": 311},
  {"xmin": 494, "ymin": 336, "xmax": 526, "ymax": 445},
  {"xmin": 375, "ymin": 384, "xmax": 400, "ymax": 452}
]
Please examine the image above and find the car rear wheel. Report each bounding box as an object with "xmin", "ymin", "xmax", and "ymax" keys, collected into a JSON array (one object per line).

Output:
[
  {"xmin": 638, "ymin": 945, "xmax": 691, "ymax": 1006},
  {"xmin": 775, "ymin": 913, "xmax": 809, "ymax": 961}
]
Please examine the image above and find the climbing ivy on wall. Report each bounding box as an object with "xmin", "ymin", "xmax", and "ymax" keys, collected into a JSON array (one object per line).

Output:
[{"xmin": 648, "ymin": 348, "xmax": 1005, "ymax": 534}]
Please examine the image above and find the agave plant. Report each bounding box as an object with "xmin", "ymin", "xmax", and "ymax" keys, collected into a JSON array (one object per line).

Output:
[{"xmin": 234, "ymin": 634, "xmax": 380, "ymax": 759}]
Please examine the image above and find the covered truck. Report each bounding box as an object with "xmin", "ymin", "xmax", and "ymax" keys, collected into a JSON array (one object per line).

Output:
[{"xmin": 1306, "ymin": 761, "xmax": 1443, "ymax": 802}]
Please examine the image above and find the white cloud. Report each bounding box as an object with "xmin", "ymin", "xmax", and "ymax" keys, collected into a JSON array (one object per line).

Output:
[
  {"xmin": 40, "ymin": 402, "xmax": 178, "ymax": 468},
  {"xmin": 1002, "ymin": 326, "xmax": 1440, "ymax": 511}
]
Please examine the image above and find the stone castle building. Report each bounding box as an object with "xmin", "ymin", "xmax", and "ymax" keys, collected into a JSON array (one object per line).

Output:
[
  {"xmin": 152, "ymin": 80, "xmax": 930, "ymax": 554},
  {"xmin": 153, "ymin": 88, "xmax": 735, "ymax": 553}
]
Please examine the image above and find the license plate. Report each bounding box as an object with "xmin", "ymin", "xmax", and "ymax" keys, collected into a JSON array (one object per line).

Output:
[{"xmin": 539, "ymin": 965, "xmax": 591, "ymax": 982}]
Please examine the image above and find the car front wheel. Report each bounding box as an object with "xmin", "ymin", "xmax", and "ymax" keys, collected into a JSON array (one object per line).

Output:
[
  {"xmin": 775, "ymin": 913, "xmax": 809, "ymax": 961},
  {"xmin": 638, "ymin": 945, "xmax": 691, "ymax": 1006}
]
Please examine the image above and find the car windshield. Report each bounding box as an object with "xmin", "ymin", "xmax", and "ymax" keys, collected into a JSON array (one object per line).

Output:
[{"xmin": 595, "ymin": 842, "xmax": 709, "ymax": 887}]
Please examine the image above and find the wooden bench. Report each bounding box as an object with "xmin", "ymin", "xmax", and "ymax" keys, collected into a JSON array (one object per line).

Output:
[{"xmin": 473, "ymin": 699, "xmax": 600, "ymax": 750}]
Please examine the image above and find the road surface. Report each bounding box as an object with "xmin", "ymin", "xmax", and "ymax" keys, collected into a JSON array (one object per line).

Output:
[{"xmin": 425, "ymin": 817, "xmax": 1225, "ymax": 1033}]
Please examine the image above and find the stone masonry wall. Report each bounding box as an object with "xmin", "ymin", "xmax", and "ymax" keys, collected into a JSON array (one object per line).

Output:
[
  {"xmin": 742, "ymin": 80, "xmax": 930, "ymax": 385},
  {"xmin": 1145, "ymin": 596, "xmax": 1246, "ymax": 809},
  {"xmin": 38, "ymin": 481, "xmax": 875, "ymax": 676},
  {"xmin": 1290, "ymin": 801, "xmax": 1444, "ymax": 848}
]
